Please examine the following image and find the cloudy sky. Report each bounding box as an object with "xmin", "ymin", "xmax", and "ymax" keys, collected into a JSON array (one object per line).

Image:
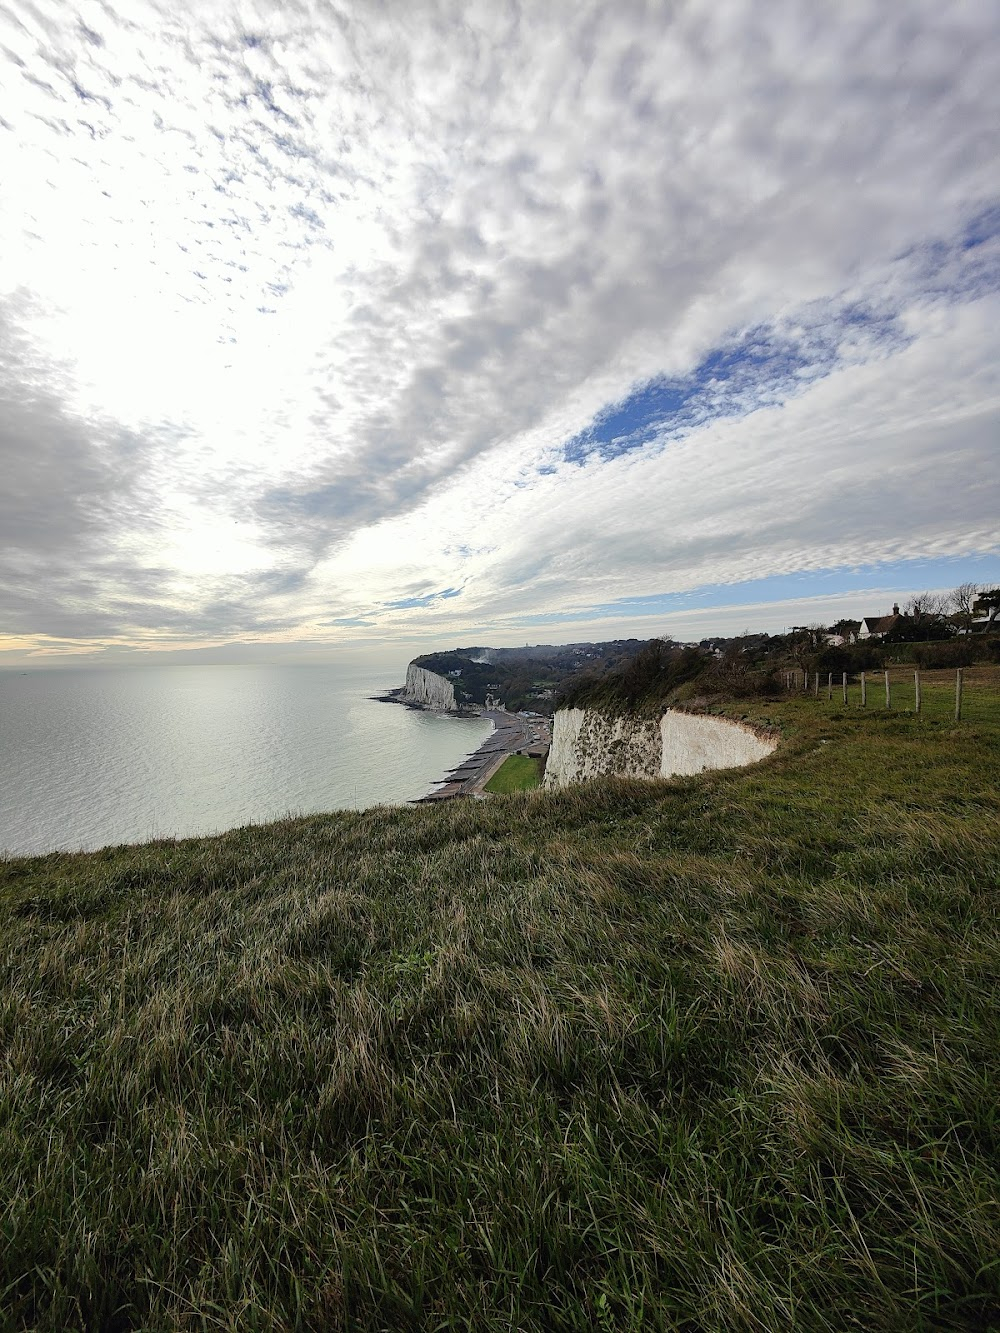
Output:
[{"xmin": 2, "ymin": 0, "xmax": 998, "ymax": 665}]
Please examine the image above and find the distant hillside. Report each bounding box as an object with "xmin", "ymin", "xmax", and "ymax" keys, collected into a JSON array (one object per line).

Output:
[{"xmin": 410, "ymin": 639, "xmax": 650, "ymax": 714}]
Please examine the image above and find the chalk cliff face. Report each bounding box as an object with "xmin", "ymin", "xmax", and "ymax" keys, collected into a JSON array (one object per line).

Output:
[
  {"xmin": 543, "ymin": 709, "xmax": 662, "ymax": 786},
  {"xmin": 659, "ymin": 710, "xmax": 776, "ymax": 775},
  {"xmin": 544, "ymin": 707, "xmax": 776, "ymax": 788},
  {"xmin": 401, "ymin": 663, "xmax": 458, "ymax": 711}
]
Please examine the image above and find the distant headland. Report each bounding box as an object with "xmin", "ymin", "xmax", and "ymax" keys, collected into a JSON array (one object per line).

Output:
[{"xmin": 376, "ymin": 640, "xmax": 652, "ymax": 716}]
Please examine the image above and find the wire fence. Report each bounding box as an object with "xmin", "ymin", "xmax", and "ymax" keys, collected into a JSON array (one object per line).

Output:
[{"xmin": 782, "ymin": 665, "xmax": 998, "ymax": 722}]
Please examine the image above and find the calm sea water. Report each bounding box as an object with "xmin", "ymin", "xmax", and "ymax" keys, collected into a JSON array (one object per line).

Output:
[{"xmin": 0, "ymin": 663, "xmax": 493, "ymax": 857}]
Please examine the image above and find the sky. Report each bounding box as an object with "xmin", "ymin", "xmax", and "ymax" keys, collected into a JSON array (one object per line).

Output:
[{"xmin": 1, "ymin": 0, "xmax": 998, "ymax": 668}]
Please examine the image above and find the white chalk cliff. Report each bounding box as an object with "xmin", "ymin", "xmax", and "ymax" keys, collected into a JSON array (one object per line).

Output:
[
  {"xmin": 400, "ymin": 663, "xmax": 458, "ymax": 711},
  {"xmin": 544, "ymin": 707, "xmax": 776, "ymax": 788}
]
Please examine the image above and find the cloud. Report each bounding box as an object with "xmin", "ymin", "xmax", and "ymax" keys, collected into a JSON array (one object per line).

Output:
[
  {"xmin": 1, "ymin": 0, "xmax": 998, "ymax": 655},
  {"xmin": 0, "ymin": 293, "xmax": 161, "ymax": 632},
  {"xmin": 319, "ymin": 287, "xmax": 999, "ymax": 631}
]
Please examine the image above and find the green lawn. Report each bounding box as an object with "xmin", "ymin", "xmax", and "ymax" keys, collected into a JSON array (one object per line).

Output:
[
  {"xmin": 1, "ymin": 676, "xmax": 999, "ymax": 1330},
  {"xmin": 483, "ymin": 752, "xmax": 544, "ymax": 793}
]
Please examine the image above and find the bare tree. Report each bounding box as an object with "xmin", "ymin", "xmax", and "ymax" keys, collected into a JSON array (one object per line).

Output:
[
  {"xmin": 895, "ymin": 592, "xmax": 953, "ymax": 642},
  {"xmin": 950, "ymin": 582, "xmax": 981, "ymax": 634},
  {"xmin": 905, "ymin": 592, "xmax": 949, "ymax": 619}
]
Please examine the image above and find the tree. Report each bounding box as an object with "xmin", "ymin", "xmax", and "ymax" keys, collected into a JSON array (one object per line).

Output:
[
  {"xmin": 785, "ymin": 627, "xmax": 815, "ymax": 662},
  {"xmin": 832, "ymin": 618, "xmax": 861, "ymax": 640},
  {"xmin": 950, "ymin": 582, "xmax": 982, "ymax": 634},
  {"xmin": 904, "ymin": 592, "xmax": 949, "ymax": 619},
  {"xmin": 891, "ymin": 593, "xmax": 952, "ymax": 642}
]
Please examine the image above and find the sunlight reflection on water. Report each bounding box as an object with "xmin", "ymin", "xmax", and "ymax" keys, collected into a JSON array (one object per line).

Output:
[{"xmin": 0, "ymin": 664, "xmax": 492, "ymax": 856}]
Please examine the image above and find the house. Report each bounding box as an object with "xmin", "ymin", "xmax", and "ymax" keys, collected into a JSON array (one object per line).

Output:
[
  {"xmin": 823, "ymin": 619, "xmax": 862, "ymax": 645},
  {"xmin": 970, "ymin": 590, "xmax": 1000, "ymax": 633},
  {"xmin": 858, "ymin": 604, "xmax": 904, "ymax": 640}
]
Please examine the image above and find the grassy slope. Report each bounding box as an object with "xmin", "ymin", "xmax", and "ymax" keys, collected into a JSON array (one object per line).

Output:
[
  {"xmin": 2, "ymin": 683, "xmax": 999, "ymax": 1331},
  {"xmin": 483, "ymin": 754, "xmax": 544, "ymax": 794}
]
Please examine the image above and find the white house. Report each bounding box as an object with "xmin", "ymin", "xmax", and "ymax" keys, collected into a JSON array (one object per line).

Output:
[{"xmin": 859, "ymin": 604, "xmax": 904, "ymax": 640}]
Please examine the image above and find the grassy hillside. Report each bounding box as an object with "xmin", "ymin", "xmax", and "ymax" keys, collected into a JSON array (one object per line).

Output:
[{"xmin": 2, "ymin": 679, "xmax": 999, "ymax": 1330}]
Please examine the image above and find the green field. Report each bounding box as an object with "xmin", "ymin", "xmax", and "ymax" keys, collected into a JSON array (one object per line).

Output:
[
  {"xmin": 785, "ymin": 663, "xmax": 993, "ymax": 719},
  {"xmin": 483, "ymin": 752, "xmax": 544, "ymax": 793},
  {"xmin": 1, "ymin": 674, "xmax": 999, "ymax": 1330}
]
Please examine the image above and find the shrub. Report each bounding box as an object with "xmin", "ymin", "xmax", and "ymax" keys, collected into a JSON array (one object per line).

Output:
[
  {"xmin": 912, "ymin": 640, "xmax": 977, "ymax": 669},
  {"xmin": 558, "ymin": 642, "xmax": 707, "ymax": 711}
]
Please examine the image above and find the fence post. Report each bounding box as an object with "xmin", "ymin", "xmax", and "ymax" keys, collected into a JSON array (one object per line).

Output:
[
  {"xmin": 955, "ymin": 668, "xmax": 963, "ymax": 721},
  {"xmin": 827, "ymin": 671, "xmax": 832, "ymax": 700},
  {"xmin": 861, "ymin": 671, "xmax": 866, "ymax": 707},
  {"xmin": 814, "ymin": 671, "xmax": 819, "ymax": 698},
  {"xmin": 885, "ymin": 670, "xmax": 891, "ymax": 709},
  {"xmin": 914, "ymin": 670, "xmax": 921, "ymax": 714},
  {"xmin": 842, "ymin": 671, "xmax": 848, "ymax": 704}
]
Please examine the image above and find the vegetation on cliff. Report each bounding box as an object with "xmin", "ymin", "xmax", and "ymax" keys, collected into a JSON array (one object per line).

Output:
[
  {"xmin": 411, "ymin": 640, "xmax": 650, "ymax": 714},
  {"xmin": 557, "ymin": 640, "xmax": 712, "ymax": 712},
  {"xmin": 2, "ymin": 672, "xmax": 999, "ymax": 1329}
]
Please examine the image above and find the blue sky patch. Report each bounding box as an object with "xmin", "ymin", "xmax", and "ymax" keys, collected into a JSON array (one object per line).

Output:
[
  {"xmin": 511, "ymin": 554, "xmax": 1000, "ymax": 628},
  {"xmin": 562, "ymin": 306, "xmax": 907, "ymax": 467},
  {"xmin": 384, "ymin": 586, "xmax": 463, "ymax": 610},
  {"xmin": 600, "ymin": 555, "xmax": 1000, "ymax": 618},
  {"xmin": 562, "ymin": 209, "xmax": 1000, "ymax": 469}
]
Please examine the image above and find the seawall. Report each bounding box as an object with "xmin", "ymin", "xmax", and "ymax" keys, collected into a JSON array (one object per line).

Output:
[{"xmin": 544, "ymin": 707, "xmax": 776, "ymax": 788}]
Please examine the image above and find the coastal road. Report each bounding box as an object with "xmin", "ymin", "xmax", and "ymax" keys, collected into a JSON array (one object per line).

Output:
[{"xmin": 417, "ymin": 710, "xmax": 550, "ymax": 801}]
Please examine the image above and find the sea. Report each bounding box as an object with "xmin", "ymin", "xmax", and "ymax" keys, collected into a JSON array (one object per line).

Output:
[{"xmin": 0, "ymin": 663, "xmax": 494, "ymax": 858}]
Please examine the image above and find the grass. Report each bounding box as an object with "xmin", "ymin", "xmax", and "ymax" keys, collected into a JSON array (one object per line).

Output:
[
  {"xmin": 789, "ymin": 663, "xmax": 996, "ymax": 714},
  {"xmin": 1, "ymin": 673, "xmax": 999, "ymax": 1330},
  {"xmin": 483, "ymin": 754, "xmax": 544, "ymax": 794}
]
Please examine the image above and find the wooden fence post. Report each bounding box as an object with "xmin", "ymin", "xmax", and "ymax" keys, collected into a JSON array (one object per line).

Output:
[
  {"xmin": 955, "ymin": 668, "xmax": 963, "ymax": 721},
  {"xmin": 827, "ymin": 672, "xmax": 832, "ymax": 700},
  {"xmin": 914, "ymin": 670, "xmax": 921, "ymax": 715},
  {"xmin": 860, "ymin": 671, "xmax": 866, "ymax": 707},
  {"xmin": 885, "ymin": 670, "xmax": 891, "ymax": 709},
  {"xmin": 842, "ymin": 671, "xmax": 848, "ymax": 704},
  {"xmin": 814, "ymin": 671, "xmax": 819, "ymax": 698}
]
